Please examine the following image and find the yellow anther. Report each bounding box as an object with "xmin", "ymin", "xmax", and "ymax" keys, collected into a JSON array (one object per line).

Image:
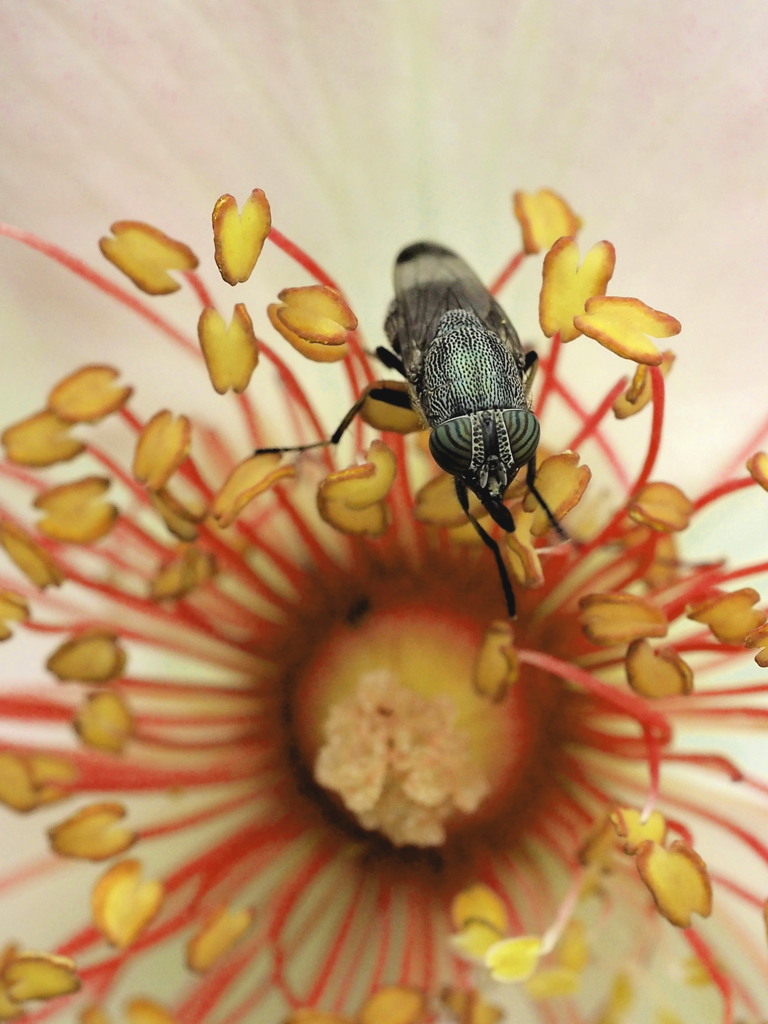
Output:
[
  {"xmin": 579, "ymin": 592, "xmax": 668, "ymax": 646},
  {"xmin": 73, "ymin": 691, "xmax": 134, "ymax": 753},
  {"xmin": 212, "ymin": 453, "xmax": 295, "ymax": 528},
  {"xmin": 625, "ymin": 640, "xmax": 693, "ymax": 698},
  {"xmin": 687, "ymin": 588, "xmax": 766, "ymax": 644},
  {"xmin": 634, "ymin": 840, "xmax": 712, "ymax": 928},
  {"xmin": 521, "ymin": 451, "xmax": 591, "ymax": 536},
  {"xmin": 574, "ymin": 296, "xmax": 680, "ymax": 365},
  {"xmin": 186, "ymin": 905, "xmax": 254, "ymax": 973},
  {"xmin": 2, "ymin": 409, "xmax": 84, "ymax": 467},
  {"xmin": 613, "ymin": 351, "xmax": 675, "ymax": 419},
  {"xmin": 197, "ymin": 304, "xmax": 259, "ymax": 394},
  {"xmin": 0, "ymin": 522, "xmax": 65, "ymax": 589},
  {"xmin": 99, "ymin": 221, "xmax": 198, "ymax": 295},
  {"xmin": 91, "ymin": 859, "xmax": 164, "ymax": 948},
  {"xmin": 628, "ymin": 481, "xmax": 694, "ymax": 533},
  {"xmin": 46, "ymin": 630, "xmax": 127, "ymax": 683},
  {"xmin": 48, "ymin": 802, "xmax": 136, "ymax": 861},
  {"xmin": 473, "ymin": 620, "xmax": 519, "ymax": 703},
  {"xmin": 149, "ymin": 545, "xmax": 217, "ymax": 601},
  {"xmin": 610, "ymin": 806, "xmax": 667, "ymax": 853},
  {"xmin": 0, "ymin": 590, "xmax": 29, "ymax": 641},
  {"xmin": 212, "ymin": 189, "xmax": 272, "ymax": 285},
  {"xmin": 133, "ymin": 410, "xmax": 191, "ymax": 491},
  {"xmin": 539, "ymin": 237, "xmax": 615, "ymax": 342},
  {"xmin": 513, "ymin": 189, "xmax": 582, "ymax": 255},
  {"xmin": 35, "ymin": 476, "xmax": 117, "ymax": 544},
  {"xmin": 317, "ymin": 440, "xmax": 396, "ymax": 536},
  {"xmin": 47, "ymin": 365, "xmax": 133, "ymax": 423}
]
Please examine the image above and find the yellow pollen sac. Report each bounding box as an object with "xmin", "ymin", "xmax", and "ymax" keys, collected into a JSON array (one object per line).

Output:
[
  {"xmin": 555, "ymin": 919, "xmax": 588, "ymax": 973},
  {"xmin": 211, "ymin": 453, "xmax": 295, "ymax": 529},
  {"xmin": 574, "ymin": 296, "xmax": 680, "ymax": 365},
  {"xmin": 73, "ymin": 690, "xmax": 134, "ymax": 753},
  {"xmin": 625, "ymin": 639, "xmax": 693, "ymax": 698},
  {"xmin": 212, "ymin": 189, "xmax": 272, "ymax": 286},
  {"xmin": 197, "ymin": 304, "xmax": 259, "ymax": 394},
  {"xmin": 46, "ymin": 629, "xmax": 127, "ymax": 683},
  {"xmin": 634, "ymin": 840, "xmax": 713, "ymax": 928},
  {"xmin": 521, "ymin": 451, "xmax": 591, "ymax": 536},
  {"xmin": 125, "ymin": 998, "xmax": 178, "ymax": 1024},
  {"xmin": 149, "ymin": 545, "xmax": 217, "ymax": 601},
  {"xmin": 314, "ymin": 672, "xmax": 490, "ymax": 848},
  {"xmin": 744, "ymin": 623, "xmax": 768, "ymax": 667},
  {"xmin": 48, "ymin": 802, "xmax": 136, "ymax": 861},
  {"xmin": 0, "ymin": 590, "xmax": 29, "ymax": 642},
  {"xmin": 317, "ymin": 440, "xmax": 397, "ymax": 537},
  {"xmin": 99, "ymin": 221, "xmax": 199, "ymax": 295},
  {"xmin": 266, "ymin": 304, "xmax": 348, "ymax": 364},
  {"xmin": 628, "ymin": 481, "xmax": 694, "ymax": 533},
  {"xmin": 273, "ymin": 285, "xmax": 357, "ymax": 342},
  {"xmin": 451, "ymin": 884, "xmax": 509, "ymax": 934},
  {"xmin": 441, "ymin": 987, "xmax": 504, "ymax": 1024},
  {"xmin": 268, "ymin": 285, "xmax": 356, "ymax": 361},
  {"xmin": 0, "ymin": 522, "xmax": 65, "ymax": 589},
  {"xmin": 0, "ymin": 752, "xmax": 75, "ymax": 812},
  {"xmin": 80, "ymin": 1006, "xmax": 111, "ymax": 1024},
  {"xmin": 746, "ymin": 451, "xmax": 768, "ymax": 490},
  {"xmin": 285, "ymin": 1011, "xmax": 348, "ymax": 1024},
  {"xmin": 512, "ymin": 189, "xmax": 582, "ymax": 255},
  {"xmin": 687, "ymin": 587, "xmax": 767, "ymax": 644},
  {"xmin": 413, "ymin": 472, "xmax": 484, "ymax": 528},
  {"xmin": 133, "ymin": 410, "xmax": 191, "ymax": 491},
  {"xmin": 610, "ymin": 806, "xmax": 667, "ymax": 853},
  {"xmin": 504, "ymin": 509, "xmax": 545, "ymax": 588},
  {"xmin": 473, "ymin": 620, "xmax": 519, "ymax": 702},
  {"xmin": 47, "ymin": 365, "xmax": 133, "ymax": 423},
  {"xmin": 360, "ymin": 381, "xmax": 423, "ymax": 434},
  {"xmin": 613, "ymin": 352, "xmax": 675, "ymax": 419},
  {"xmin": 578, "ymin": 814, "xmax": 619, "ymax": 869},
  {"xmin": 358, "ymin": 987, "xmax": 426, "ymax": 1024},
  {"xmin": 579, "ymin": 592, "xmax": 668, "ymax": 646},
  {"xmin": 91, "ymin": 858, "xmax": 164, "ymax": 948},
  {"xmin": 539, "ymin": 237, "xmax": 615, "ymax": 343},
  {"xmin": 149, "ymin": 488, "xmax": 206, "ymax": 542},
  {"xmin": 186, "ymin": 904, "xmax": 255, "ymax": 973},
  {"xmin": 1, "ymin": 409, "xmax": 84, "ymax": 467},
  {"xmin": 34, "ymin": 476, "xmax": 118, "ymax": 544},
  {"xmin": 524, "ymin": 967, "xmax": 581, "ymax": 999},
  {"xmin": 485, "ymin": 935, "xmax": 542, "ymax": 982},
  {"xmin": 2, "ymin": 951, "xmax": 80, "ymax": 1004},
  {"xmin": 451, "ymin": 885, "xmax": 508, "ymax": 959}
]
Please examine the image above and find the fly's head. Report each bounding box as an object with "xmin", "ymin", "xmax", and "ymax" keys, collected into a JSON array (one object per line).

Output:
[{"xmin": 429, "ymin": 407, "xmax": 541, "ymax": 531}]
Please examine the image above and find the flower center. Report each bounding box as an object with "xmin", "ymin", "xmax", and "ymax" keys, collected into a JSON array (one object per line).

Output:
[{"xmin": 289, "ymin": 572, "xmax": 542, "ymax": 848}]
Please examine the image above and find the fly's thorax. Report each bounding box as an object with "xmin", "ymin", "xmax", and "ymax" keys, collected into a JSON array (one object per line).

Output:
[
  {"xmin": 429, "ymin": 408, "xmax": 541, "ymax": 503},
  {"xmin": 419, "ymin": 310, "xmax": 526, "ymax": 425}
]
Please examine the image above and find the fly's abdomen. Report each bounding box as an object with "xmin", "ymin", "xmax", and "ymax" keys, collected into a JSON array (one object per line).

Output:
[{"xmin": 420, "ymin": 310, "xmax": 526, "ymax": 425}]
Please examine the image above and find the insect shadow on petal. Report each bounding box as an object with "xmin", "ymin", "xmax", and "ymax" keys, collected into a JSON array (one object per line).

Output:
[{"xmin": 255, "ymin": 242, "xmax": 565, "ymax": 617}]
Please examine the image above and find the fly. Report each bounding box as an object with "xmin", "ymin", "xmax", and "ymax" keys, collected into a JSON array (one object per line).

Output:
[
  {"xmin": 383, "ymin": 242, "xmax": 563, "ymax": 616},
  {"xmin": 256, "ymin": 241, "xmax": 563, "ymax": 617}
]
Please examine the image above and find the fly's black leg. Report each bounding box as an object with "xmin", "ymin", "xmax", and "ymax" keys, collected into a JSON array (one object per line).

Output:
[
  {"xmin": 455, "ymin": 479, "xmax": 517, "ymax": 618},
  {"xmin": 525, "ymin": 460, "xmax": 568, "ymax": 541},
  {"xmin": 522, "ymin": 349, "xmax": 538, "ymax": 386},
  {"xmin": 254, "ymin": 382, "xmax": 413, "ymax": 457},
  {"xmin": 375, "ymin": 345, "xmax": 406, "ymax": 376}
]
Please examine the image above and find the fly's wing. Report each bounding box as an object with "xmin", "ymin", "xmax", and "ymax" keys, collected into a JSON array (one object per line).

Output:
[{"xmin": 384, "ymin": 242, "xmax": 526, "ymax": 381}]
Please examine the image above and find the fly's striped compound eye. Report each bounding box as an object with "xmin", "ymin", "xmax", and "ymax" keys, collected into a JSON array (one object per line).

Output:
[
  {"xmin": 502, "ymin": 409, "xmax": 540, "ymax": 468},
  {"xmin": 429, "ymin": 416, "xmax": 474, "ymax": 475}
]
